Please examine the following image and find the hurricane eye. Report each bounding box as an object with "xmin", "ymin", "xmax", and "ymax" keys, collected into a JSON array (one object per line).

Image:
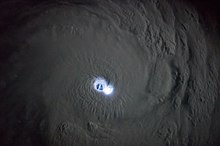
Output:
[{"xmin": 93, "ymin": 77, "xmax": 114, "ymax": 95}]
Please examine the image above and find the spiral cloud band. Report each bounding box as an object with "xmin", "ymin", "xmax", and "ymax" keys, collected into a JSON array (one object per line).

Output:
[{"xmin": 0, "ymin": 0, "xmax": 219, "ymax": 146}]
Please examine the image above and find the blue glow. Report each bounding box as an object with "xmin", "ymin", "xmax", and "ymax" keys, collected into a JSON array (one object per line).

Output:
[{"xmin": 93, "ymin": 77, "xmax": 114, "ymax": 95}]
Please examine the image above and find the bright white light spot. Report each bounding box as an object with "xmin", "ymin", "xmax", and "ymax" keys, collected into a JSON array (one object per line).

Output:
[
  {"xmin": 103, "ymin": 85, "xmax": 114, "ymax": 95},
  {"xmin": 93, "ymin": 77, "xmax": 114, "ymax": 95}
]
